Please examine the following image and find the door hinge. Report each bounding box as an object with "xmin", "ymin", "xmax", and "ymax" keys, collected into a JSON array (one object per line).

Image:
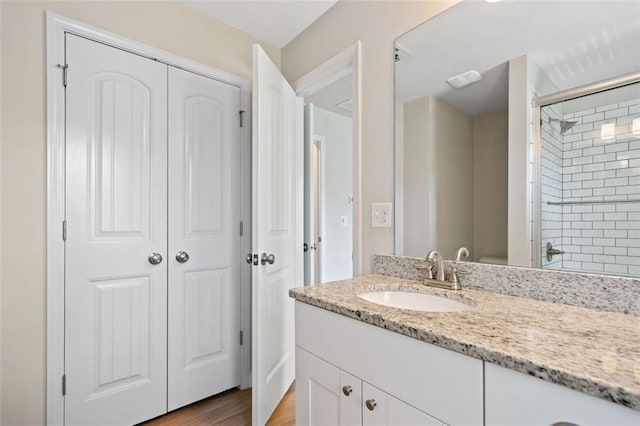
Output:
[
  {"xmin": 239, "ymin": 330, "xmax": 244, "ymax": 346},
  {"xmin": 62, "ymin": 220, "xmax": 67, "ymax": 241},
  {"xmin": 62, "ymin": 374, "xmax": 66, "ymax": 396},
  {"xmin": 240, "ymin": 221, "xmax": 244, "ymax": 236},
  {"xmin": 57, "ymin": 63, "xmax": 68, "ymax": 87},
  {"xmin": 239, "ymin": 110, "xmax": 246, "ymax": 127}
]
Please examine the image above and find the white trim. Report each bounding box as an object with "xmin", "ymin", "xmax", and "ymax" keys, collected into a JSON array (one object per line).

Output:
[
  {"xmin": 292, "ymin": 41, "xmax": 363, "ymax": 277},
  {"xmin": 532, "ymin": 105, "xmax": 542, "ymax": 269},
  {"xmin": 46, "ymin": 12, "xmax": 252, "ymax": 424},
  {"xmin": 312, "ymin": 134, "xmax": 327, "ymax": 282}
]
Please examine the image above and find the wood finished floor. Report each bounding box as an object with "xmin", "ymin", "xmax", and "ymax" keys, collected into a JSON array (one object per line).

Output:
[{"xmin": 144, "ymin": 384, "xmax": 295, "ymax": 425}]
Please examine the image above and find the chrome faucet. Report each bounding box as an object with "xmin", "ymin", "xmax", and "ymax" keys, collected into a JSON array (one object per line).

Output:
[
  {"xmin": 426, "ymin": 250, "xmax": 445, "ymax": 281},
  {"xmin": 416, "ymin": 249, "xmax": 470, "ymax": 291}
]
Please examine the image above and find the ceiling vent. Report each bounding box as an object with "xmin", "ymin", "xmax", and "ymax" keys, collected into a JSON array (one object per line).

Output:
[{"xmin": 446, "ymin": 70, "xmax": 482, "ymax": 88}]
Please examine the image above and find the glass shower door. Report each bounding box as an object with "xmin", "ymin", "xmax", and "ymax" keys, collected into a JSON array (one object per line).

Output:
[{"xmin": 538, "ymin": 81, "xmax": 640, "ymax": 276}]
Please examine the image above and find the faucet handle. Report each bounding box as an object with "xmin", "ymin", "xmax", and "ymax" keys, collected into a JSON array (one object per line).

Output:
[
  {"xmin": 456, "ymin": 268, "xmax": 471, "ymax": 276},
  {"xmin": 415, "ymin": 261, "xmax": 435, "ymax": 280},
  {"xmin": 447, "ymin": 267, "xmax": 470, "ymax": 290}
]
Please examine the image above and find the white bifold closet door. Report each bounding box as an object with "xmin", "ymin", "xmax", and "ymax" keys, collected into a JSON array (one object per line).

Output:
[
  {"xmin": 65, "ymin": 34, "xmax": 241, "ymax": 425},
  {"xmin": 167, "ymin": 67, "xmax": 241, "ymax": 411},
  {"xmin": 65, "ymin": 33, "xmax": 169, "ymax": 425}
]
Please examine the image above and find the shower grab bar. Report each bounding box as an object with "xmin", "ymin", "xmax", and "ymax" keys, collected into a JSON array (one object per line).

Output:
[{"xmin": 546, "ymin": 198, "xmax": 640, "ymax": 206}]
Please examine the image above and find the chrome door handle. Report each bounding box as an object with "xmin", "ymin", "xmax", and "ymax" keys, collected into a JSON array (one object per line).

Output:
[
  {"xmin": 148, "ymin": 252, "xmax": 163, "ymax": 265},
  {"xmin": 175, "ymin": 251, "xmax": 189, "ymax": 263},
  {"xmin": 342, "ymin": 385, "xmax": 353, "ymax": 396},
  {"xmin": 365, "ymin": 399, "xmax": 377, "ymax": 411},
  {"xmin": 261, "ymin": 253, "xmax": 275, "ymax": 265}
]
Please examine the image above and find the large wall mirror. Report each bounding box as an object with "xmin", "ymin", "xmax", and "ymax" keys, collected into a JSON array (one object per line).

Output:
[{"xmin": 394, "ymin": 0, "xmax": 640, "ymax": 277}]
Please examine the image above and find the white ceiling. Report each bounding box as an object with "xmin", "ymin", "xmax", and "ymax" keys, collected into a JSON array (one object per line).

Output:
[
  {"xmin": 306, "ymin": 74, "xmax": 352, "ymax": 117},
  {"xmin": 395, "ymin": 0, "xmax": 640, "ymax": 117},
  {"xmin": 184, "ymin": 0, "xmax": 337, "ymax": 48}
]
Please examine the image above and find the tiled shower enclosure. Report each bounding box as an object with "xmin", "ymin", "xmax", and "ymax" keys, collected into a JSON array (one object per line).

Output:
[{"xmin": 540, "ymin": 82, "xmax": 640, "ymax": 276}]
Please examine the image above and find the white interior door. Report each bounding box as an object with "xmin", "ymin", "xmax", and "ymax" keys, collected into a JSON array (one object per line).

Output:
[
  {"xmin": 303, "ymin": 104, "xmax": 315, "ymax": 286},
  {"xmin": 167, "ymin": 67, "xmax": 242, "ymax": 410},
  {"xmin": 65, "ymin": 34, "xmax": 168, "ymax": 425},
  {"xmin": 252, "ymin": 44, "xmax": 303, "ymax": 425}
]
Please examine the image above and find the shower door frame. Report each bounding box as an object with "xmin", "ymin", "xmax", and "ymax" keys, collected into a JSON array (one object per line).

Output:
[{"xmin": 531, "ymin": 71, "xmax": 640, "ymax": 269}]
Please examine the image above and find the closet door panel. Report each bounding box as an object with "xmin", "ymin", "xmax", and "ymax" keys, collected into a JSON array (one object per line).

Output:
[
  {"xmin": 167, "ymin": 67, "xmax": 242, "ymax": 410},
  {"xmin": 65, "ymin": 34, "xmax": 168, "ymax": 426}
]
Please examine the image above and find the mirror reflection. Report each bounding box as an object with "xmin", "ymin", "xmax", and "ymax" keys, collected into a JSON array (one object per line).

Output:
[
  {"xmin": 394, "ymin": 0, "xmax": 640, "ymax": 276},
  {"xmin": 304, "ymin": 75, "xmax": 354, "ymax": 285}
]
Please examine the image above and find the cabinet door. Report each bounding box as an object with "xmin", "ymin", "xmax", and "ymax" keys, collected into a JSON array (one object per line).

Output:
[
  {"xmin": 362, "ymin": 382, "xmax": 444, "ymax": 426},
  {"xmin": 296, "ymin": 347, "xmax": 362, "ymax": 425},
  {"xmin": 486, "ymin": 363, "xmax": 640, "ymax": 425}
]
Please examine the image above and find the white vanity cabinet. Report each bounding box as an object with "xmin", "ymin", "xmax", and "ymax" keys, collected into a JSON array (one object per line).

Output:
[
  {"xmin": 296, "ymin": 348, "xmax": 362, "ymax": 425},
  {"xmin": 485, "ymin": 363, "xmax": 640, "ymax": 425},
  {"xmin": 296, "ymin": 347, "xmax": 443, "ymax": 426},
  {"xmin": 295, "ymin": 302, "xmax": 484, "ymax": 425},
  {"xmin": 361, "ymin": 382, "xmax": 443, "ymax": 426}
]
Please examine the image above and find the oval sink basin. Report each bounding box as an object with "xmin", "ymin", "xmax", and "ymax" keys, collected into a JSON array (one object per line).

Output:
[{"xmin": 358, "ymin": 291, "xmax": 472, "ymax": 312}]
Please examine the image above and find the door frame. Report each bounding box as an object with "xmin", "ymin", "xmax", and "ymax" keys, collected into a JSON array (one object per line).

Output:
[
  {"xmin": 311, "ymin": 134, "xmax": 326, "ymax": 283},
  {"xmin": 292, "ymin": 42, "xmax": 363, "ymax": 278},
  {"xmin": 46, "ymin": 13, "xmax": 252, "ymax": 424}
]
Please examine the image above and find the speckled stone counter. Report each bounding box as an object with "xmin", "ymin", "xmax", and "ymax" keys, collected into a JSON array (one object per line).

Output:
[
  {"xmin": 374, "ymin": 254, "xmax": 640, "ymax": 315},
  {"xmin": 289, "ymin": 274, "xmax": 640, "ymax": 411}
]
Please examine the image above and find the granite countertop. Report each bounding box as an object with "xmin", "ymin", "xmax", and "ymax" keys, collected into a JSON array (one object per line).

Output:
[{"xmin": 289, "ymin": 274, "xmax": 640, "ymax": 411}]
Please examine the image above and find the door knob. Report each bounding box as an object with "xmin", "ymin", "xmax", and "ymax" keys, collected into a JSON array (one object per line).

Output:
[
  {"xmin": 175, "ymin": 251, "xmax": 189, "ymax": 263},
  {"xmin": 261, "ymin": 253, "xmax": 276, "ymax": 265},
  {"xmin": 365, "ymin": 399, "xmax": 377, "ymax": 411},
  {"xmin": 342, "ymin": 385, "xmax": 353, "ymax": 396},
  {"xmin": 148, "ymin": 252, "xmax": 163, "ymax": 265}
]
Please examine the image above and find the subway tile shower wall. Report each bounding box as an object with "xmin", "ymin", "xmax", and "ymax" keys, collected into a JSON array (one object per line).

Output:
[
  {"xmin": 541, "ymin": 98, "xmax": 640, "ymax": 276},
  {"xmin": 540, "ymin": 107, "xmax": 564, "ymax": 270}
]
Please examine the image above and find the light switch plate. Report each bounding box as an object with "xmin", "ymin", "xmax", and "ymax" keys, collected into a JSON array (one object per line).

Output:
[{"xmin": 371, "ymin": 203, "xmax": 392, "ymax": 228}]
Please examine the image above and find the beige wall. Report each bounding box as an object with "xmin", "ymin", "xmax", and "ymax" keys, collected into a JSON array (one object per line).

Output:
[
  {"xmin": 508, "ymin": 54, "xmax": 559, "ymax": 267},
  {"xmin": 0, "ymin": 2, "xmax": 279, "ymax": 424},
  {"xmin": 401, "ymin": 96, "xmax": 474, "ymax": 259},
  {"xmin": 402, "ymin": 97, "xmax": 430, "ymax": 256},
  {"xmin": 430, "ymin": 97, "xmax": 474, "ymax": 258},
  {"xmin": 473, "ymin": 110, "xmax": 508, "ymax": 261},
  {"xmin": 282, "ymin": 0, "xmax": 458, "ymax": 272}
]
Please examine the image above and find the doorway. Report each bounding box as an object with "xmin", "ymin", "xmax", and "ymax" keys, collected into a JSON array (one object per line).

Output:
[{"xmin": 296, "ymin": 44, "xmax": 361, "ymax": 286}]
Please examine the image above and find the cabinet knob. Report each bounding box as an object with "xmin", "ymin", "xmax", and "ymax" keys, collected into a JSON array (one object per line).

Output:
[
  {"xmin": 365, "ymin": 399, "xmax": 377, "ymax": 411},
  {"xmin": 342, "ymin": 385, "xmax": 353, "ymax": 396}
]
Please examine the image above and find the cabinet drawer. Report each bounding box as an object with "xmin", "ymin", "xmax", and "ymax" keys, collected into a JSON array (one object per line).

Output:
[
  {"xmin": 485, "ymin": 363, "xmax": 640, "ymax": 425},
  {"xmin": 295, "ymin": 302, "xmax": 483, "ymax": 425}
]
